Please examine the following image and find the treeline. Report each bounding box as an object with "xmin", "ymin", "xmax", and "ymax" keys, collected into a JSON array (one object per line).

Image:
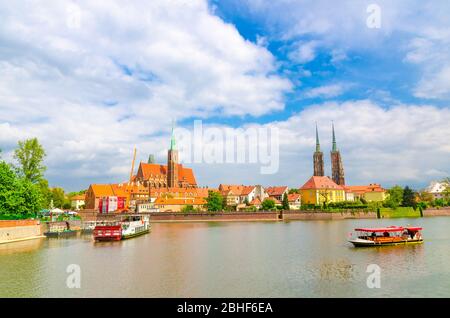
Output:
[
  {"xmin": 0, "ymin": 138, "xmax": 84, "ymax": 219},
  {"xmin": 386, "ymin": 184, "xmax": 450, "ymax": 209}
]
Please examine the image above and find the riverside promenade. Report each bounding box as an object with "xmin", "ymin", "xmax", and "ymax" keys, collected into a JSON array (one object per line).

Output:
[{"xmin": 0, "ymin": 220, "xmax": 44, "ymax": 244}]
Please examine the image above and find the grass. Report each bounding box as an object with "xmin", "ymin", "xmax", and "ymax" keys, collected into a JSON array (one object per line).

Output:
[{"xmin": 379, "ymin": 207, "xmax": 421, "ymax": 218}]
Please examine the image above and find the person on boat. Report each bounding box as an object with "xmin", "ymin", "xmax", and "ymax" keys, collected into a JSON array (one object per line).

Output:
[
  {"xmin": 383, "ymin": 231, "xmax": 390, "ymax": 237},
  {"xmin": 402, "ymin": 230, "xmax": 410, "ymax": 240}
]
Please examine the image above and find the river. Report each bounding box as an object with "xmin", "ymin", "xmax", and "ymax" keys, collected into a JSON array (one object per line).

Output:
[{"xmin": 1, "ymin": 217, "xmax": 449, "ymax": 297}]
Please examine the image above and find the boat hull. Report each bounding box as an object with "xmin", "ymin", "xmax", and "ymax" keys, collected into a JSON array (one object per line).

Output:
[
  {"xmin": 93, "ymin": 225, "xmax": 122, "ymax": 242},
  {"xmin": 121, "ymin": 228, "xmax": 150, "ymax": 240},
  {"xmin": 349, "ymin": 239, "xmax": 423, "ymax": 247},
  {"xmin": 44, "ymin": 230, "xmax": 77, "ymax": 238}
]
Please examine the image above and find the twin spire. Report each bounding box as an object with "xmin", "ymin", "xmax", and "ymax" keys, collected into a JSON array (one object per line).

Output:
[{"xmin": 315, "ymin": 122, "xmax": 338, "ymax": 152}]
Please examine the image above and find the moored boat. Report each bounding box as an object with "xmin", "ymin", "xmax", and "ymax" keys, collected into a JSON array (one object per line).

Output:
[
  {"xmin": 93, "ymin": 222, "xmax": 122, "ymax": 241},
  {"xmin": 44, "ymin": 221, "xmax": 77, "ymax": 238},
  {"xmin": 93, "ymin": 215, "xmax": 150, "ymax": 242},
  {"xmin": 348, "ymin": 226, "xmax": 423, "ymax": 247},
  {"xmin": 121, "ymin": 215, "xmax": 150, "ymax": 239}
]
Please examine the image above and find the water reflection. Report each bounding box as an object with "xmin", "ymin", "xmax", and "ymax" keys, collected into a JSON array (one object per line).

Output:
[
  {"xmin": 0, "ymin": 218, "xmax": 449, "ymax": 297},
  {"xmin": 0, "ymin": 238, "xmax": 44, "ymax": 255}
]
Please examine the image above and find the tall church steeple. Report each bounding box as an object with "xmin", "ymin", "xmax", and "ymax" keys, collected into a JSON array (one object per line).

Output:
[
  {"xmin": 313, "ymin": 123, "xmax": 325, "ymax": 176},
  {"xmin": 167, "ymin": 120, "xmax": 179, "ymax": 188},
  {"xmin": 330, "ymin": 122, "xmax": 345, "ymax": 185}
]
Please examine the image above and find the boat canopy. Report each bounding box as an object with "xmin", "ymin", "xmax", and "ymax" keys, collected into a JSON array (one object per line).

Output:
[
  {"xmin": 354, "ymin": 226, "xmax": 404, "ymax": 233},
  {"xmin": 404, "ymin": 226, "xmax": 423, "ymax": 231}
]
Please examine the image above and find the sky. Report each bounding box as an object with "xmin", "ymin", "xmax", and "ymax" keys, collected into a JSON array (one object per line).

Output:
[{"xmin": 0, "ymin": 0, "xmax": 449, "ymax": 191}]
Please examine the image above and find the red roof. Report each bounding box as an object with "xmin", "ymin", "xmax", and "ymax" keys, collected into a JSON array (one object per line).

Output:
[
  {"xmin": 137, "ymin": 162, "xmax": 197, "ymax": 185},
  {"xmin": 344, "ymin": 184, "xmax": 386, "ymax": 194},
  {"xmin": 287, "ymin": 193, "xmax": 300, "ymax": 202},
  {"xmin": 300, "ymin": 176, "xmax": 344, "ymax": 190},
  {"xmin": 218, "ymin": 184, "xmax": 255, "ymax": 196},
  {"xmin": 249, "ymin": 197, "xmax": 262, "ymax": 206},
  {"xmin": 266, "ymin": 186, "xmax": 288, "ymax": 196}
]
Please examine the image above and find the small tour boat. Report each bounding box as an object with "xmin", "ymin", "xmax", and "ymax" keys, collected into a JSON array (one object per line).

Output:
[
  {"xmin": 93, "ymin": 215, "xmax": 150, "ymax": 242},
  {"xmin": 44, "ymin": 221, "xmax": 77, "ymax": 238},
  {"xmin": 348, "ymin": 226, "xmax": 423, "ymax": 247}
]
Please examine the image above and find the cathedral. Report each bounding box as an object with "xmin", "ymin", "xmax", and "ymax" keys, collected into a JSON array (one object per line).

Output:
[
  {"xmin": 135, "ymin": 125, "xmax": 197, "ymax": 189},
  {"xmin": 313, "ymin": 123, "xmax": 345, "ymax": 186}
]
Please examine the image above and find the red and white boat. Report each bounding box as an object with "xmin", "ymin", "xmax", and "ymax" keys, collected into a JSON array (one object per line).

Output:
[
  {"xmin": 93, "ymin": 215, "xmax": 150, "ymax": 242},
  {"xmin": 348, "ymin": 226, "xmax": 423, "ymax": 247}
]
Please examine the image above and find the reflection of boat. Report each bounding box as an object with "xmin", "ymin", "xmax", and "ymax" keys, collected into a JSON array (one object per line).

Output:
[
  {"xmin": 93, "ymin": 215, "xmax": 150, "ymax": 242},
  {"xmin": 81, "ymin": 221, "xmax": 97, "ymax": 234},
  {"xmin": 44, "ymin": 222, "xmax": 77, "ymax": 238},
  {"xmin": 349, "ymin": 226, "xmax": 423, "ymax": 247}
]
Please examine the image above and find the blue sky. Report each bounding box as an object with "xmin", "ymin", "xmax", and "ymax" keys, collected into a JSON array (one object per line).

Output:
[{"xmin": 0, "ymin": 0, "xmax": 449, "ymax": 191}]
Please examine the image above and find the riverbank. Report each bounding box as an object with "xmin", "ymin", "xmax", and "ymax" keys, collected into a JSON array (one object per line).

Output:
[
  {"xmin": 75, "ymin": 207, "xmax": 450, "ymax": 224},
  {"xmin": 0, "ymin": 220, "xmax": 44, "ymax": 244}
]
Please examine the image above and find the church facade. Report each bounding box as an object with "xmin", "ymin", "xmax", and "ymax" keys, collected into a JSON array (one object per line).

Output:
[{"xmin": 135, "ymin": 126, "xmax": 197, "ymax": 188}]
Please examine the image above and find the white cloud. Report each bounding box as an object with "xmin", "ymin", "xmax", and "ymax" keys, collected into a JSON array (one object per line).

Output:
[
  {"xmin": 288, "ymin": 41, "xmax": 319, "ymax": 64},
  {"xmin": 235, "ymin": 0, "xmax": 450, "ymax": 99},
  {"xmin": 0, "ymin": 0, "xmax": 291, "ymax": 189},
  {"xmin": 191, "ymin": 100, "xmax": 450, "ymax": 189},
  {"xmin": 303, "ymin": 83, "xmax": 349, "ymax": 99}
]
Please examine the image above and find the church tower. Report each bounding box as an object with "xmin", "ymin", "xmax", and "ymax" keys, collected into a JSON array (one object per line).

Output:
[
  {"xmin": 313, "ymin": 123, "xmax": 325, "ymax": 176},
  {"xmin": 330, "ymin": 122, "xmax": 345, "ymax": 185},
  {"xmin": 167, "ymin": 122, "xmax": 179, "ymax": 188}
]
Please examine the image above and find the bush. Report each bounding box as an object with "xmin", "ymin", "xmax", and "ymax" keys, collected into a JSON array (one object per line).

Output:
[
  {"xmin": 181, "ymin": 205, "xmax": 195, "ymax": 213},
  {"xmin": 327, "ymin": 201, "xmax": 368, "ymax": 209}
]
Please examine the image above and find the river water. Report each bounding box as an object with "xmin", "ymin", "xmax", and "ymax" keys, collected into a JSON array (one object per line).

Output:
[{"xmin": 1, "ymin": 217, "xmax": 449, "ymax": 297}]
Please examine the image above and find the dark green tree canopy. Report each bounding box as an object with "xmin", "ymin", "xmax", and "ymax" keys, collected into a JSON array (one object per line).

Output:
[
  {"xmin": 402, "ymin": 186, "xmax": 416, "ymax": 207},
  {"xmin": 262, "ymin": 198, "xmax": 276, "ymax": 210},
  {"xmin": 205, "ymin": 191, "xmax": 224, "ymax": 212}
]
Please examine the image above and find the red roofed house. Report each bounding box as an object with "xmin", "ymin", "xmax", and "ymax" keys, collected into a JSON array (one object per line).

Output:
[
  {"xmin": 287, "ymin": 193, "xmax": 301, "ymax": 210},
  {"xmin": 343, "ymin": 184, "xmax": 388, "ymax": 202},
  {"xmin": 299, "ymin": 176, "xmax": 345, "ymax": 205},
  {"xmin": 70, "ymin": 194, "xmax": 86, "ymax": 211},
  {"xmin": 219, "ymin": 184, "xmax": 268, "ymax": 210},
  {"xmin": 265, "ymin": 186, "xmax": 289, "ymax": 201}
]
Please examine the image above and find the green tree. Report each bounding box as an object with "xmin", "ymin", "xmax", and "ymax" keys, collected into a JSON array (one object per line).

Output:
[
  {"xmin": 0, "ymin": 161, "xmax": 22, "ymax": 214},
  {"xmin": 0, "ymin": 161, "xmax": 43, "ymax": 216},
  {"xmin": 385, "ymin": 185, "xmax": 403, "ymax": 208},
  {"xmin": 441, "ymin": 178, "xmax": 450, "ymax": 201},
  {"xmin": 205, "ymin": 191, "xmax": 224, "ymax": 212},
  {"xmin": 51, "ymin": 187, "xmax": 66, "ymax": 208},
  {"xmin": 261, "ymin": 198, "xmax": 276, "ymax": 210},
  {"xmin": 14, "ymin": 138, "xmax": 46, "ymax": 183},
  {"xmin": 282, "ymin": 193, "xmax": 290, "ymax": 210},
  {"xmin": 402, "ymin": 186, "xmax": 416, "ymax": 207},
  {"xmin": 38, "ymin": 179, "xmax": 52, "ymax": 209},
  {"xmin": 288, "ymin": 188, "xmax": 299, "ymax": 194}
]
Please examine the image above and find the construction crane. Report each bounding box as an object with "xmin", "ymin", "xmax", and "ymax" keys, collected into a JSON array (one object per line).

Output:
[
  {"xmin": 129, "ymin": 146, "xmax": 137, "ymax": 184},
  {"xmin": 126, "ymin": 147, "xmax": 137, "ymax": 211}
]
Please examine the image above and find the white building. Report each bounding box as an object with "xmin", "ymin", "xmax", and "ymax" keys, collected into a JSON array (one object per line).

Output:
[
  {"xmin": 70, "ymin": 194, "xmax": 85, "ymax": 211},
  {"xmin": 425, "ymin": 181, "xmax": 449, "ymax": 199}
]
